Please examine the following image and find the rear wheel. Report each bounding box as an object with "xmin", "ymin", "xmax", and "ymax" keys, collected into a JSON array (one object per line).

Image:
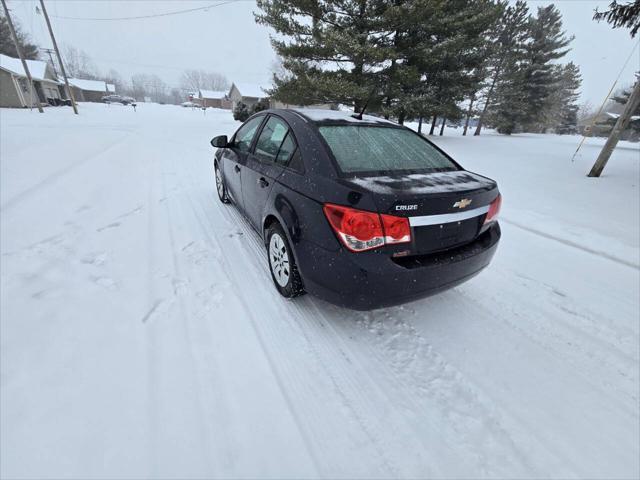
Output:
[
  {"xmin": 214, "ymin": 161, "xmax": 230, "ymax": 204},
  {"xmin": 266, "ymin": 223, "xmax": 305, "ymax": 298}
]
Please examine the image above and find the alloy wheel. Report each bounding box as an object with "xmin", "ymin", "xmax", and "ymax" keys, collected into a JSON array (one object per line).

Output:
[{"xmin": 269, "ymin": 233, "xmax": 290, "ymax": 287}]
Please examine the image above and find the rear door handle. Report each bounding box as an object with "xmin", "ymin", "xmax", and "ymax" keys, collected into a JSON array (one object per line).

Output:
[
  {"xmin": 258, "ymin": 177, "xmax": 269, "ymax": 188},
  {"xmin": 234, "ymin": 165, "xmax": 241, "ymax": 173}
]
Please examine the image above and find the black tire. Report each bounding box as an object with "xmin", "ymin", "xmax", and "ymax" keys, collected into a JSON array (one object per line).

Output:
[
  {"xmin": 266, "ymin": 223, "xmax": 305, "ymax": 298},
  {"xmin": 214, "ymin": 161, "xmax": 230, "ymax": 204}
]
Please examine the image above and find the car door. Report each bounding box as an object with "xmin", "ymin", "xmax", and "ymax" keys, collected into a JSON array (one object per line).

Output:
[
  {"xmin": 221, "ymin": 115, "xmax": 265, "ymax": 210},
  {"xmin": 242, "ymin": 115, "xmax": 293, "ymax": 229}
]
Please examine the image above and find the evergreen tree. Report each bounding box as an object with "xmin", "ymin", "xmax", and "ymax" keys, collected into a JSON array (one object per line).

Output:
[
  {"xmin": 256, "ymin": 0, "xmax": 501, "ymax": 118},
  {"xmin": 252, "ymin": 98, "xmax": 270, "ymax": 114},
  {"xmin": 418, "ymin": 0, "xmax": 502, "ymax": 127},
  {"xmin": 597, "ymin": 78, "xmax": 640, "ymax": 141},
  {"xmin": 233, "ymin": 102, "xmax": 250, "ymax": 122},
  {"xmin": 255, "ymin": 0, "xmax": 392, "ymax": 111},
  {"xmin": 370, "ymin": 0, "xmax": 501, "ymax": 125},
  {"xmin": 487, "ymin": 3, "xmax": 575, "ymax": 135},
  {"xmin": 474, "ymin": 0, "xmax": 529, "ymax": 135},
  {"xmin": 519, "ymin": 4, "xmax": 573, "ymax": 132},
  {"xmin": 594, "ymin": 0, "xmax": 640, "ymax": 37},
  {"xmin": 549, "ymin": 62, "xmax": 582, "ymax": 134},
  {"xmin": 488, "ymin": 63, "xmax": 528, "ymax": 134},
  {"xmin": 0, "ymin": 12, "xmax": 39, "ymax": 60}
]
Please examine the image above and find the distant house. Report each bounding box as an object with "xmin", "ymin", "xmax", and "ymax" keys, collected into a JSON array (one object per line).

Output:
[
  {"xmin": 578, "ymin": 111, "xmax": 640, "ymax": 140},
  {"xmin": 197, "ymin": 89, "xmax": 231, "ymax": 109},
  {"xmin": 0, "ymin": 53, "xmax": 63, "ymax": 108},
  {"xmin": 228, "ymin": 82, "xmax": 336, "ymax": 111},
  {"xmin": 67, "ymin": 78, "xmax": 110, "ymax": 102},
  {"xmin": 228, "ymin": 82, "xmax": 268, "ymax": 110}
]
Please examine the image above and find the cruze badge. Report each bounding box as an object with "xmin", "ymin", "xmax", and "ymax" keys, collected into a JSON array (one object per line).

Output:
[
  {"xmin": 453, "ymin": 198, "xmax": 472, "ymax": 209},
  {"xmin": 395, "ymin": 204, "xmax": 418, "ymax": 211}
]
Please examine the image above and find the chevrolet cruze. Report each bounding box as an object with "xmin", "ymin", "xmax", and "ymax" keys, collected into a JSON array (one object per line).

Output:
[{"xmin": 211, "ymin": 109, "xmax": 501, "ymax": 310}]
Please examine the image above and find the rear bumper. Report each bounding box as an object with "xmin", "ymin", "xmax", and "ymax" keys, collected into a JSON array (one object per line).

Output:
[{"xmin": 297, "ymin": 223, "xmax": 501, "ymax": 310}]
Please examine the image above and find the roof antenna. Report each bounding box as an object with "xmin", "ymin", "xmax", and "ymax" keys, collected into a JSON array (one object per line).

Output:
[{"xmin": 352, "ymin": 88, "xmax": 376, "ymax": 120}]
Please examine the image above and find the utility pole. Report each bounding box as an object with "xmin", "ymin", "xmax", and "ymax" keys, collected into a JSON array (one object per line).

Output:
[
  {"xmin": 1, "ymin": 0, "xmax": 44, "ymax": 113},
  {"xmin": 38, "ymin": 0, "xmax": 78, "ymax": 114},
  {"xmin": 588, "ymin": 80, "xmax": 640, "ymax": 177},
  {"xmin": 41, "ymin": 48, "xmax": 58, "ymax": 77}
]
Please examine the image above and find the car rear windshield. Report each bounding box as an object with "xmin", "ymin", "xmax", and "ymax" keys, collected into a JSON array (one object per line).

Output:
[{"xmin": 318, "ymin": 125, "xmax": 458, "ymax": 174}]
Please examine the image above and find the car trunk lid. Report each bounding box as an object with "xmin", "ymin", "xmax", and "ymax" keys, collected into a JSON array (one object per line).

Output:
[{"xmin": 339, "ymin": 170, "xmax": 498, "ymax": 254}]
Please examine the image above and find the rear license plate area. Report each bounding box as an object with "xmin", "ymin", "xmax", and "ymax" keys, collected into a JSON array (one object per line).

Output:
[
  {"xmin": 413, "ymin": 218, "xmax": 480, "ymax": 253},
  {"xmin": 438, "ymin": 222, "xmax": 462, "ymax": 242}
]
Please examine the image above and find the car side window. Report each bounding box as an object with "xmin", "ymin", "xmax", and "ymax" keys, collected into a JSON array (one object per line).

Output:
[
  {"xmin": 234, "ymin": 116, "xmax": 264, "ymax": 153},
  {"xmin": 254, "ymin": 117, "xmax": 289, "ymax": 163},
  {"xmin": 275, "ymin": 132, "xmax": 296, "ymax": 166}
]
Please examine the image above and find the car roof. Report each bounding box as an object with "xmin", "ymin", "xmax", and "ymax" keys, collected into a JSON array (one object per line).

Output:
[{"xmin": 272, "ymin": 108, "xmax": 397, "ymax": 126}]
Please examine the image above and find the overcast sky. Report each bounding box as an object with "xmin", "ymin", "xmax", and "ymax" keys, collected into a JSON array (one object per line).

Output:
[{"xmin": 9, "ymin": 0, "xmax": 640, "ymax": 104}]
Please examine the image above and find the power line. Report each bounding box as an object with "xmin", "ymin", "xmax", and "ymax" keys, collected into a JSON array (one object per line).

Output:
[{"xmin": 50, "ymin": 0, "xmax": 253, "ymax": 21}]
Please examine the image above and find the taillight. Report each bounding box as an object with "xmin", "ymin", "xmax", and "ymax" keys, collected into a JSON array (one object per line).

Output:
[
  {"xmin": 380, "ymin": 213, "xmax": 411, "ymax": 244},
  {"xmin": 484, "ymin": 194, "xmax": 502, "ymax": 225},
  {"xmin": 323, "ymin": 203, "xmax": 411, "ymax": 252}
]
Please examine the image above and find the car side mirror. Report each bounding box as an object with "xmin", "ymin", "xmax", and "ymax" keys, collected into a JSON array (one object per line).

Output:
[{"xmin": 210, "ymin": 135, "xmax": 229, "ymax": 148}]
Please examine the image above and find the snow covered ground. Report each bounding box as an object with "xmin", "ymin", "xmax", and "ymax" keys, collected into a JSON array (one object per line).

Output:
[{"xmin": 1, "ymin": 102, "xmax": 638, "ymax": 479}]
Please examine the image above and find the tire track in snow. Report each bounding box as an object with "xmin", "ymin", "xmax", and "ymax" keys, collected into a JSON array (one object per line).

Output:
[
  {"xmin": 1, "ymin": 131, "xmax": 133, "ymax": 213},
  {"xmin": 459, "ymin": 269, "xmax": 639, "ymax": 408},
  {"xmin": 302, "ymin": 297, "xmax": 548, "ymax": 478},
  {"xmin": 501, "ymin": 217, "xmax": 639, "ymax": 270},
  {"xmin": 155, "ymin": 158, "xmax": 218, "ymax": 475},
  {"xmin": 178, "ymin": 187, "xmax": 324, "ymax": 477}
]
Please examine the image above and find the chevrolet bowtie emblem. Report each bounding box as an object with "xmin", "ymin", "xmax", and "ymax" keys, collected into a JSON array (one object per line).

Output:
[{"xmin": 453, "ymin": 198, "xmax": 472, "ymax": 209}]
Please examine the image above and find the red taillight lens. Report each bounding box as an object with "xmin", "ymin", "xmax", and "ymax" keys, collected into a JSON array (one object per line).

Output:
[
  {"xmin": 380, "ymin": 214, "xmax": 411, "ymax": 244},
  {"xmin": 323, "ymin": 204, "xmax": 411, "ymax": 252},
  {"xmin": 484, "ymin": 194, "xmax": 502, "ymax": 225}
]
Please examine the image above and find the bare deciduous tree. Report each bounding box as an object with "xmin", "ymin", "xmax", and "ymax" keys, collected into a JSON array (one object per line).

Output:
[
  {"xmin": 180, "ymin": 69, "xmax": 229, "ymax": 92},
  {"xmin": 63, "ymin": 45, "xmax": 99, "ymax": 79}
]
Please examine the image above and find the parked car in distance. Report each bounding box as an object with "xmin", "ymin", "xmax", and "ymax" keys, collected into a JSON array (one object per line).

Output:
[
  {"xmin": 102, "ymin": 94, "xmax": 135, "ymax": 105},
  {"xmin": 211, "ymin": 109, "xmax": 501, "ymax": 310},
  {"xmin": 181, "ymin": 101, "xmax": 199, "ymax": 108}
]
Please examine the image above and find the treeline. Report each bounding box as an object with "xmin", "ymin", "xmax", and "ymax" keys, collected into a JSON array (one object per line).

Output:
[
  {"xmin": 255, "ymin": 0, "xmax": 582, "ymax": 135},
  {"xmin": 0, "ymin": 12, "xmax": 38, "ymax": 59}
]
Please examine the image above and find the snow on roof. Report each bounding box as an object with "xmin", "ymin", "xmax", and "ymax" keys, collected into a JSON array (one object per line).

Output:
[
  {"xmin": 292, "ymin": 108, "xmax": 395, "ymax": 124},
  {"xmin": 199, "ymin": 89, "xmax": 226, "ymax": 99},
  {"xmin": 68, "ymin": 78, "xmax": 108, "ymax": 92},
  {"xmin": 0, "ymin": 53, "xmax": 50, "ymax": 81},
  {"xmin": 106, "ymin": 83, "xmax": 116, "ymax": 93},
  {"xmin": 231, "ymin": 82, "xmax": 267, "ymax": 99},
  {"xmin": 605, "ymin": 112, "xmax": 640, "ymax": 121}
]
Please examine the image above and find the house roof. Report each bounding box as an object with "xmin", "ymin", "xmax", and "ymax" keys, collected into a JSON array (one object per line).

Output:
[
  {"xmin": 231, "ymin": 82, "xmax": 267, "ymax": 99},
  {"xmin": 0, "ymin": 53, "xmax": 51, "ymax": 81},
  {"xmin": 579, "ymin": 111, "xmax": 640, "ymax": 126},
  {"xmin": 68, "ymin": 78, "xmax": 108, "ymax": 92},
  {"xmin": 605, "ymin": 112, "xmax": 640, "ymax": 121},
  {"xmin": 199, "ymin": 89, "xmax": 226, "ymax": 99}
]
